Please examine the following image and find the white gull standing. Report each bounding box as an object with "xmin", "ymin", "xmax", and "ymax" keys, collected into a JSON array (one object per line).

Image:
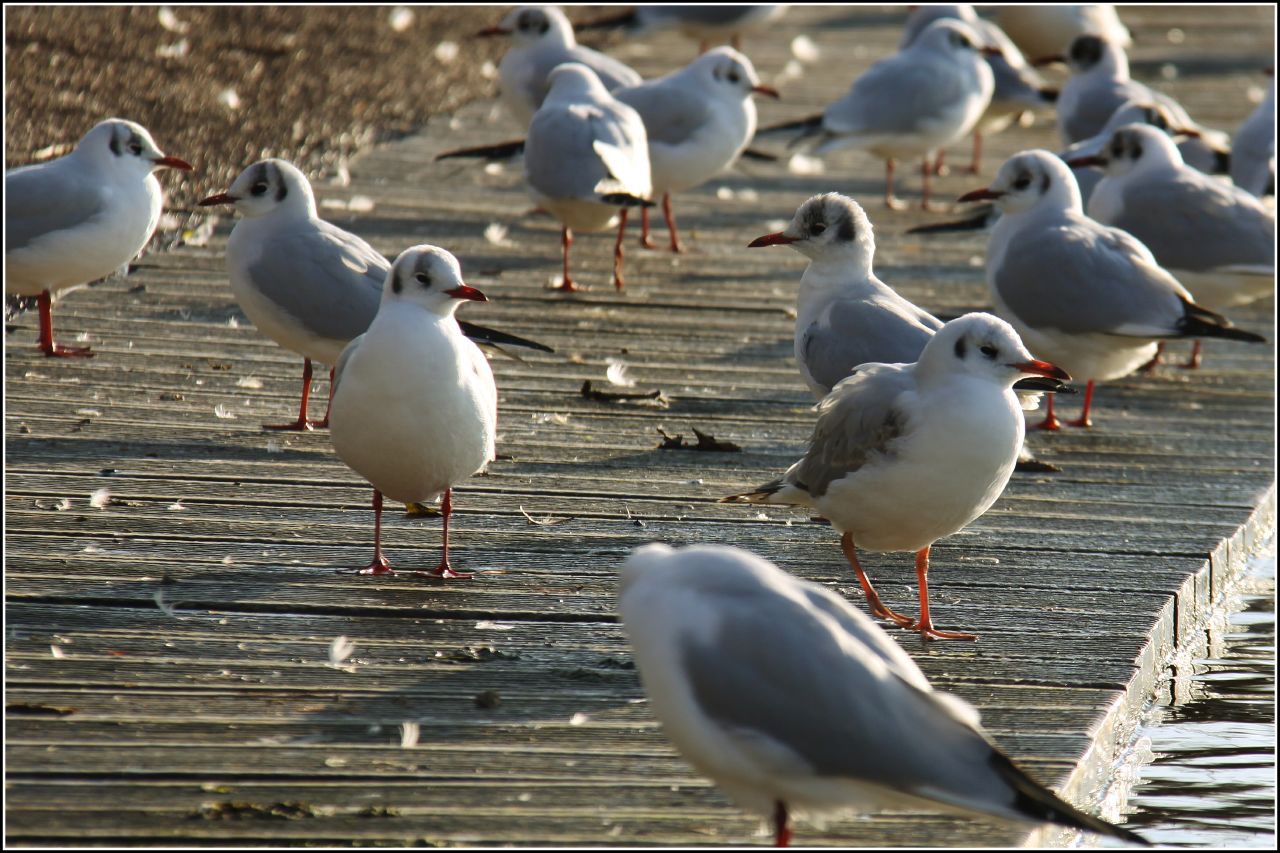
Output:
[
  {"xmin": 723, "ymin": 313, "xmax": 1071, "ymax": 641},
  {"xmin": 199, "ymin": 159, "xmax": 549, "ymax": 430},
  {"xmin": 328, "ymin": 246, "xmax": 497, "ymax": 579},
  {"xmin": 524, "ymin": 62, "xmax": 653, "ymax": 291},
  {"xmin": 959, "ymin": 150, "xmax": 1266, "ymax": 429},
  {"xmin": 762, "ymin": 19, "xmax": 995, "ymax": 210},
  {"xmin": 1231, "ymin": 75, "xmax": 1275, "ymax": 198},
  {"xmin": 6, "ymin": 118, "xmax": 193, "ymax": 357},
  {"xmin": 619, "ymin": 543, "xmax": 1149, "ymax": 847}
]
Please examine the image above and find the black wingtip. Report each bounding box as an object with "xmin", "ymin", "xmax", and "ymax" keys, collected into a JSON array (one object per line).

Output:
[
  {"xmin": 1039, "ymin": 87, "xmax": 1060, "ymax": 104},
  {"xmin": 757, "ymin": 113, "xmax": 824, "ymax": 135},
  {"xmin": 458, "ymin": 320, "xmax": 555, "ymax": 353},
  {"xmin": 1179, "ymin": 299, "xmax": 1267, "ymax": 344},
  {"xmin": 601, "ymin": 192, "xmax": 657, "ymax": 208},
  {"xmin": 740, "ymin": 147, "xmax": 779, "ymax": 163},
  {"xmin": 435, "ymin": 139, "xmax": 527, "ymax": 162},
  {"xmin": 1212, "ymin": 148, "xmax": 1232, "ymax": 174},
  {"xmin": 905, "ymin": 210, "xmax": 995, "ymax": 235}
]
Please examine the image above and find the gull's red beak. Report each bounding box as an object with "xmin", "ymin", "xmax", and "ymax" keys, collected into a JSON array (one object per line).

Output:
[
  {"xmin": 475, "ymin": 25, "xmax": 509, "ymax": 37},
  {"xmin": 980, "ymin": 45, "xmax": 1003, "ymax": 57},
  {"xmin": 1010, "ymin": 359, "xmax": 1071, "ymax": 381},
  {"xmin": 751, "ymin": 84, "xmax": 781, "ymax": 99},
  {"xmin": 198, "ymin": 192, "xmax": 236, "ymax": 206},
  {"xmin": 446, "ymin": 283, "xmax": 489, "ymax": 302},
  {"xmin": 1065, "ymin": 154, "xmax": 1107, "ymax": 169},
  {"xmin": 748, "ymin": 231, "xmax": 798, "ymax": 248},
  {"xmin": 1172, "ymin": 126, "xmax": 1201, "ymax": 138},
  {"xmin": 1031, "ymin": 53, "xmax": 1065, "ymax": 67},
  {"xmin": 153, "ymin": 155, "xmax": 194, "ymax": 171},
  {"xmin": 957, "ymin": 187, "xmax": 1003, "ymax": 203}
]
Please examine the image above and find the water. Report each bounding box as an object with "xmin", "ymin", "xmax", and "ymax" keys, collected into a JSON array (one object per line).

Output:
[{"xmin": 1106, "ymin": 538, "xmax": 1276, "ymax": 848}]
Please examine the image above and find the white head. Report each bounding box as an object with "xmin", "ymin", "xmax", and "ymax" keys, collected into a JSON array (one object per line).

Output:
[
  {"xmin": 543, "ymin": 61, "xmax": 610, "ymax": 103},
  {"xmin": 483, "ymin": 5, "xmax": 575, "ymax": 48},
  {"xmin": 198, "ymin": 158, "xmax": 317, "ymax": 219},
  {"xmin": 382, "ymin": 245, "xmax": 488, "ymax": 316},
  {"xmin": 73, "ymin": 118, "xmax": 192, "ymax": 177},
  {"xmin": 682, "ymin": 47, "xmax": 777, "ymax": 103},
  {"xmin": 899, "ymin": 5, "xmax": 980, "ymax": 49},
  {"xmin": 1063, "ymin": 34, "xmax": 1128, "ymax": 78},
  {"xmin": 917, "ymin": 313, "xmax": 1070, "ymax": 388},
  {"xmin": 909, "ymin": 18, "xmax": 992, "ymax": 64},
  {"xmin": 748, "ymin": 193, "xmax": 875, "ymax": 271},
  {"xmin": 1089, "ymin": 123, "xmax": 1186, "ymax": 178},
  {"xmin": 961, "ymin": 149, "xmax": 1084, "ymax": 215}
]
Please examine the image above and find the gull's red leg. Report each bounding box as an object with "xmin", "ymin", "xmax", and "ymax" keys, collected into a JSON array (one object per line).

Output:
[
  {"xmin": 639, "ymin": 206, "xmax": 656, "ymax": 249},
  {"xmin": 613, "ymin": 209, "xmax": 629, "ymax": 291},
  {"xmin": 1033, "ymin": 391, "xmax": 1062, "ymax": 431},
  {"xmin": 967, "ymin": 131, "xmax": 983, "ymax": 174},
  {"xmin": 841, "ymin": 532, "xmax": 913, "ymax": 626},
  {"xmin": 662, "ymin": 193, "xmax": 684, "ymax": 253},
  {"xmin": 552, "ymin": 227, "xmax": 581, "ymax": 292},
  {"xmin": 911, "ymin": 546, "xmax": 977, "ymax": 641},
  {"xmin": 265, "ymin": 358, "xmax": 316, "ymax": 431},
  {"xmin": 1067, "ymin": 380, "xmax": 1095, "ymax": 428},
  {"xmin": 1180, "ymin": 340, "xmax": 1203, "ymax": 370},
  {"xmin": 774, "ymin": 800, "xmax": 791, "ymax": 848},
  {"xmin": 1139, "ymin": 341, "xmax": 1164, "ymax": 374},
  {"xmin": 431, "ymin": 488, "xmax": 473, "ymax": 579},
  {"xmin": 312, "ymin": 367, "xmax": 336, "ymax": 429},
  {"xmin": 884, "ymin": 159, "xmax": 907, "ymax": 211},
  {"xmin": 920, "ymin": 155, "xmax": 935, "ymax": 211},
  {"xmin": 37, "ymin": 291, "xmax": 94, "ymax": 357},
  {"xmin": 356, "ymin": 489, "xmax": 395, "ymax": 575}
]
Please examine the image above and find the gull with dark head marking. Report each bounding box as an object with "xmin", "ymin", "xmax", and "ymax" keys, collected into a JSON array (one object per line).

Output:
[
  {"xmin": 723, "ymin": 313, "xmax": 1070, "ymax": 641},
  {"xmin": 762, "ymin": 19, "xmax": 995, "ymax": 210},
  {"xmin": 199, "ymin": 159, "xmax": 550, "ymax": 431},
  {"xmin": 328, "ymin": 245, "xmax": 496, "ymax": 580},
  {"xmin": 524, "ymin": 62, "xmax": 653, "ymax": 291},
  {"xmin": 960, "ymin": 150, "xmax": 1266, "ymax": 429},
  {"xmin": 477, "ymin": 5, "xmax": 641, "ymax": 128},
  {"xmin": 6, "ymin": 118, "xmax": 193, "ymax": 357},
  {"xmin": 620, "ymin": 543, "xmax": 1150, "ymax": 847},
  {"xmin": 994, "ymin": 4, "xmax": 1131, "ymax": 61},
  {"xmin": 1074, "ymin": 124, "xmax": 1275, "ymax": 368}
]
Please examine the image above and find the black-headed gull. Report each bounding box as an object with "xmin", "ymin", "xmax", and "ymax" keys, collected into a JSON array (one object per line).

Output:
[
  {"xmin": 328, "ymin": 246, "xmax": 496, "ymax": 579},
  {"xmin": 524, "ymin": 62, "xmax": 653, "ymax": 291},
  {"xmin": 6, "ymin": 118, "xmax": 193, "ymax": 357},
  {"xmin": 763, "ymin": 19, "xmax": 995, "ymax": 210},
  {"xmin": 960, "ymin": 150, "xmax": 1266, "ymax": 429},
  {"xmin": 723, "ymin": 313, "xmax": 1070, "ymax": 641},
  {"xmin": 1231, "ymin": 75, "xmax": 1275, "ymax": 198},
  {"xmin": 478, "ymin": 5, "xmax": 641, "ymax": 128},
  {"xmin": 579, "ymin": 5, "xmax": 789, "ymax": 53},
  {"xmin": 1074, "ymin": 124, "xmax": 1275, "ymax": 369},
  {"xmin": 994, "ymin": 4, "xmax": 1131, "ymax": 60},
  {"xmin": 619, "ymin": 542, "xmax": 1149, "ymax": 847},
  {"xmin": 199, "ymin": 159, "xmax": 550, "ymax": 430}
]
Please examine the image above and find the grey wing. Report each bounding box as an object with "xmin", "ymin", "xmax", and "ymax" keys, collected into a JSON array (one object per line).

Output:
[
  {"xmin": 617, "ymin": 81, "xmax": 711, "ymax": 145},
  {"xmin": 1114, "ymin": 176, "xmax": 1275, "ymax": 272},
  {"xmin": 823, "ymin": 57, "xmax": 975, "ymax": 138},
  {"xmin": 978, "ymin": 21, "xmax": 1046, "ymax": 108},
  {"xmin": 244, "ymin": 221, "xmax": 386, "ymax": 342},
  {"xmin": 789, "ymin": 365, "xmax": 913, "ymax": 497},
  {"xmin": 1062, "ymin": 81, "xmax": 1135, "ymax": 142},
  {"xmin": 5, "ymin": 164, "xmax": 108, "ymax": 251},
  {"xmin": 993, "ymin": 218, "xmax": 1187, "ymax": 336},
  {"xmin": 525, "ymin": 105, "xmax": 611, "ymax": 200},
  {"xmin": 681, "ymin": 592, "xmax": 1008, "ymax": 806},
  {"xmin": 800, "ymin": 295, "xmax": 938, "ymax": 395}
]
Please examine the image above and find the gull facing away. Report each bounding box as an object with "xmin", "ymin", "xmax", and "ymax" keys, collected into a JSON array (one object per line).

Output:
[
  {"xmin": 578, "ymin": 5, "xmax": 789, "ymax": 53},
  {"xmin": 619, "ymin": 543, "xmax": 1150, "ymax": 847},
  {"xmin": 1076, "ymin": 124, "xmax": 1276, "ymax": 368},
  {"xmin": 994, "ymin": 4, "xmax": 1131, "ymax": 61},
  {"xmin": 761, "ymin": 19, "xmax": 995, "ymax": 210},
  {"xmin": 900, "ymin": 5, "xmax": 1057, "ymax": 174},
  {"xmin": 199, "ymin": 159, "xmax": 551, "ymax": 431},
  {"xmin": 477, "ymin": 5, "xmax": 641, "ymax": 128},
  {"xmin": 959, "ymin": 150, "xmax": 1266, "ymax": 429},
  {"xmin": 1231, "ymin": 75, "xmax": 1275, "ymax": 198},
  {"xmin": 723, "ymin": 313, "xmax": 1071, "ymax": 641},
  {"xmin": 6, "ymin": 118, "xmax": 193, "ymax": 357},
  {"xmin": 524, "ymin": 62, "xmax": 654, "ymax": 291},
  {"xmin": 1045, "ymin": 34, "xmax": 1231, "ymax": 174},
  {"xmin": 328, "ymin": 246, "xmax": 496, "ymax": 579}
]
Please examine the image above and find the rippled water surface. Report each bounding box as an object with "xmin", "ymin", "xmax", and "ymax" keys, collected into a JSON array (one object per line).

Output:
[{"xmin": 1112, "ymin": 543, "xmax": 1276, "ymax": 848}]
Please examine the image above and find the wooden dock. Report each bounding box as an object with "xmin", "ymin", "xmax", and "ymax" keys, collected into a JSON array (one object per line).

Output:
[{"xmin": 5, "ymin": 5, "xmax": 1275, "ymax": 847}]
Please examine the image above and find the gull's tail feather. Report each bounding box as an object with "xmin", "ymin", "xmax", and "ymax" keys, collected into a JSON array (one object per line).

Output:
[
  {"xmin": 600, "ymin": 192, "xmax": 656, "ymax": 208},
  {"xmin": 721, "ymin": 478, "xmax": 787, "ymax": 504}
]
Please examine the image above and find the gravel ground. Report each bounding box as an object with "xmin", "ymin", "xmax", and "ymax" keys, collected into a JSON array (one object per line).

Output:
[{"xmin": 4, "ymin": 5, "xmax": 614, "ymax": 212}]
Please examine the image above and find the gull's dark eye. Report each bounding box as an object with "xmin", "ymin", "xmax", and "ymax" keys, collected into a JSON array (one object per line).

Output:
[
  {"xmin": 980, "ymin": 344, "xmax": 999, "ymax": 359},
  {"xmin": 727, "ymin": 70, "xmax": 740, "ymax": 84},
  {"xmin": 250, "ymin": 182, "xmax": 269, "ymax": 196},
  {"xmin": 415, "ymin": 272, "xmax": 431, "ymax": 287},
  {"xmin": 810, "ymin": 223, "xmax": 826, "ymax": 236},
  {"xmin": 1111, "ymin": 138, "xmax": 1125, "ymax": 158},
  {"xmin": 1012, "ymin": 174, "xmax": 1031, "ymax": 190},
  {"xmin": 129, "ymin": 141, "xmax": 144, "ymax": 156}
]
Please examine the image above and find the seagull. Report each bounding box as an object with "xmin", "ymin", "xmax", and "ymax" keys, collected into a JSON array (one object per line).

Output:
[
  {"xmin": 1044, "ymin": 34, "xmax": 1232, "ymax": 174},
  {"xmin": 578, "ymin": 5, "xmax": 789, "ymax": 53},
  {"xmin": 328, "ymin": 245, "xmax": 496, "ymax": 579},
  {"xmin": 477, "ymin": 5, "xmax": 642, "ymax": 128},
  {"xmin": 619, "ymin": 542, "xmax": 1150, "ymax": 848},
  {"xmin": 524, "ymin": 62, "xmax": 653, "ymax": 292},
  {"xmin": 723, "ymin": 313, "xmax": 1071, "ymax": 641},
  {"xmin": 993, "ymin": 4, "xmax": 1131, "ymax": 60},
  {"xmin": 1073, "ymin": 123, "xmax": 1275, "ymax": 368},
  {"xmin": 900, "ymin": 5, "xmax": 1057, "ymax": 174},
  {"xmin": 959, "ymin": 150, "xmax": 1266, "ymax": 429},
  {"xmin": 6, "ymin": 117, "xmax": 193, "ymax": 357},
  {"xmin": 199, "ymin": 159, "xmax": 551, "ymax": 431},
  {"xmin": 762, "ymin": 19, "xmax": 995, "ymax": 210},
  {"xmin": 1231, "ymin": 75, "xmax": 1275, "ymax": 198}
]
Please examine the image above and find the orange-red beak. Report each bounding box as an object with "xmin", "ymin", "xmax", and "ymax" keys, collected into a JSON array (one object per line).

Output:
[
  {"xmin": 446, "ymin": 284, "xmax": 488, "ymax": 302},
  {"xmin": 475, "ymin": 25, "xmax": 509, "ymax": 37},
  {"xmin": 748, "ymin": 231, "xmax": 798, "ymax": 248},
  {"xmin": 957, "ymin": 187, "xmax": 1004, "ymax": 203},
  {"xmin": 1010, "ymin": 359, "xmax": 1071, "ymax": 381},
  {"xmin": 198, "ymin": 192, "xmax": 236, "ymax": 206},
  {"xmin": 153, "ymin": 155, "xmax": 194, "ymax": 171},
  {"xmin": 751, "ymin": 84, "xmax": 781, "ymax": 99},
  {"xmin": 1065, "ymin": 155, "xmax": 1107, "ymax": 169}
]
